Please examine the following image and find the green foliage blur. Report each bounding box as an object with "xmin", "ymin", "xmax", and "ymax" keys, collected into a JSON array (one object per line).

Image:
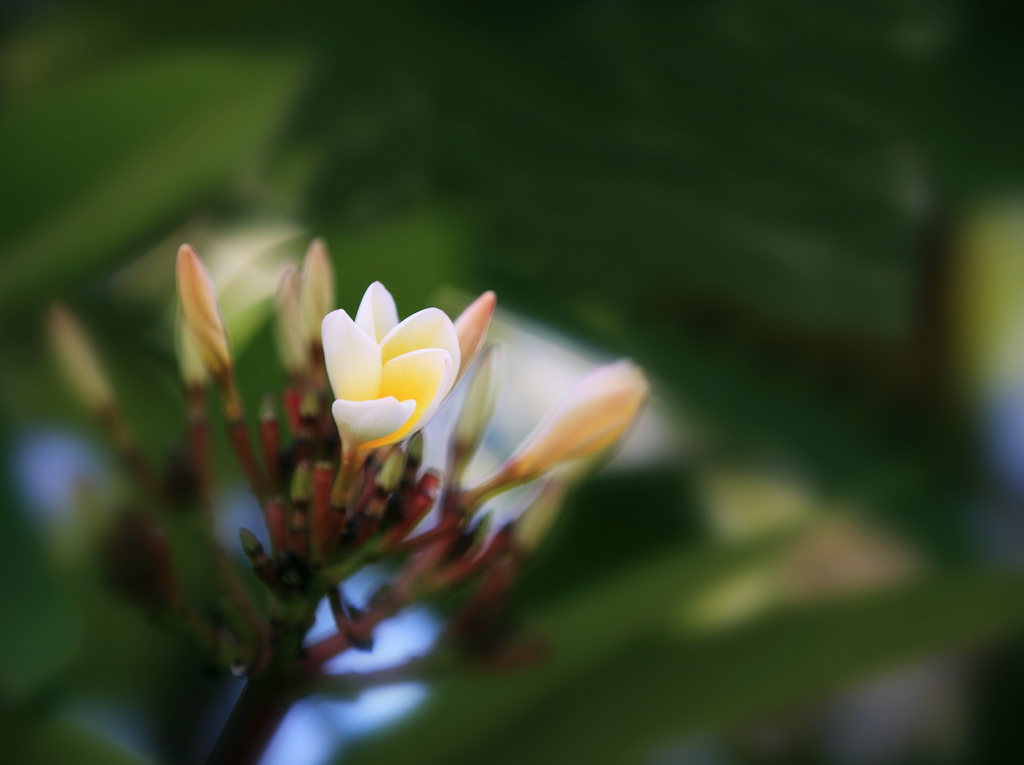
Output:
[{"xmin": 2, "ymin": 1, "xmax": 1024, "ymax": 764}]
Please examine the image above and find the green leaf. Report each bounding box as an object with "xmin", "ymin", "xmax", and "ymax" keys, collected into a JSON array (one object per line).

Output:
[
  {"xmin": 0, "ymin": 48, "xmax": 302, "ymax": 311},
  {"xmin": 340, "ymin": 533, "xmax": 795, "ymax": 765},
  {"xmin": 341, "ymin": 561, "xmax": 1024, "ymax": 764},
  {"xmin": 0, "ymin": 715, "xmax": 156, "ymax": 765},
  {"xmin": 457, "ymin": 572, "xmax": 1024, "ymax": 764}
]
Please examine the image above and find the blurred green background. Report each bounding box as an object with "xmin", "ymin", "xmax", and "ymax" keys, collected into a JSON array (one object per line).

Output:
[{"xmin": 3, "ymin": 1, "xmax": 1024, "ymax": 764}]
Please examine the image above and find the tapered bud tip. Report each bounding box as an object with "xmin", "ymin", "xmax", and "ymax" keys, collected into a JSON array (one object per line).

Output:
[
  {"xmin": 454, "ymin": 291, "xmax": 497, "ymax": 377},
  {"xmin": 377, "ymin": 448, "xmax": 406, "ymax": 493},
  {"xmin": 300, "ymin": 237, "xmax": 336, "ymax": 344},
  {"xmin": 239, "ymin": 528, "xmax": 263, "ymax": 556},
  {"xmin": 274, "ymin": 266, "xmax": 305, "ymax": 376},
  {"xmin": 49, "ymin": 303, "xmax": 114, "ymax": 410},
  {"xmin": 175, "ymin": 243, "xmax": 233, "ymax": 377}
]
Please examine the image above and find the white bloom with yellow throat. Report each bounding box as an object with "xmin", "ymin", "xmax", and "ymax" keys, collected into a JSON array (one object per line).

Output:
[{"xmin": 322, "ymin": 282, "xmax": 462, "ymax": 451}]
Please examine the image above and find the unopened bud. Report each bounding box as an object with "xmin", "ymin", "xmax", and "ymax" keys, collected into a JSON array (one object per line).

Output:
[
  {"xmin": 290, "ymin": 461, "xmax": 312, "ymax": 505},
  {"xmin": 461, "ymin": 360, "xmax": 648, "ymax": 508},
  {"xmin": 376, "ymin": 448, "xmax": 406, "ymax": 494},
  {"xmin": 49, "ymin": 304, "xmax": 114, "ymax": 411},
  {"xmin": 299, "ymin": 389, "xmax": 320, "ymax": 420},
  {"xmin": 175, "ymin": 308, "xmax": 209, "ymax": 389},
  {"xmin": 274, "ymin": 266, "xmax": 306, "ymax": 377},
  {"xmin": 453, "ymin": 291, "xmax": 496, "ymax": 378},
  {"xmin": 451, "ymin": 346, "xmax": 500, "ymax": 483},
  {"xmin": 239, "ymin": 527, "xmax": 264, "ymax": 558},
  {"xmin": 507, "ymin": 360, "xmax": 647, "ymax": 483},
  {"xmin": 175, "ymin": 244, "xmax": 233, "ymax": 378},
  {"xmin": 299, "ymin": 238, "xmax": 335, "ymax": 346}
]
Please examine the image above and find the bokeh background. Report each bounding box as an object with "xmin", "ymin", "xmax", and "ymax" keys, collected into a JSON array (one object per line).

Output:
[{"xmin": 3, "ymin": 1, "xmax": 1024, "ymax": 763}]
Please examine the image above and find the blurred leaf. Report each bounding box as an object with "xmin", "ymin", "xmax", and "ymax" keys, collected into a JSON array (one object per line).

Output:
[
  {"xmin": 0, "ymin": 48, "xmax": 302, "ymax": 311},
  {"xmin": 344, "ymin": 568, "xmax": 1024, "ymax": 764},
  {"xmin": 0, "ymin": 435, "xmax": 80, "ymax": 700},
  {"xmin": 462, "ymin": 572, "xmax": 1024, "ymax": 764},
  {"xmin": 0, "ymin": 714, "xmax": 155, "ymax": 765},
  {"xmin": 341, "ymin": 532, "xmax": 796, "ymax": 764}
]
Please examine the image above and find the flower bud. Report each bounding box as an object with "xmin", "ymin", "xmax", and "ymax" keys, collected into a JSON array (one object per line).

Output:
[
  {"xmin": 453, "ymin": 291, "xmax": 496, "ymax": 378},
  {"xmin": 49, "ymin": 304, "xmax": 114, "ymax": 411},
  {"xmin": 299, "ymin": 237, "xmax": 335, "ymax": 346},
  {"xmin": 376, "ymin": 447, "xmax": 406, "ymax": 494},
  {"xmin": 274, "ymin": 266, "xmax": 306, "ymax": 377},
  {"xmin": 462, "ymin": 360, "xmax": 648, "ymax": 507},
  {"xmin": 238, "ymin": 527, "xmax": 265, "ymax": 559},
  {"xmin": 505, "ymin": 360, "xmax": 648, "ymax": 481},
  {"xmin": 291, "ymin": 460, "xmax": 312, "ymax": 506},
  {"xmin": 175, "ymin": 244, "xmax": 233, "ymax": 378},
  {"xmin": 450, "ymin": 346, "xmax": 500, "ymax": 483},
  {"xmin": 175, "ymin": 308, "xmax": 209, "ymax": 389}
]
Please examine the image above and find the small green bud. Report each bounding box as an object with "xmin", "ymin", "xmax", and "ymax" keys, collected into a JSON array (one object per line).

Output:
[
  {"xmin": 376, "ymin": 448, "xmax": 406, "ymax": 494},
  {"xmin": 239, "ymin": 527, "xmax": 264, "ymax": 558},
  {"xmin": 406, "ymin": 431, "xmax": 424, "ymax": 468},
  {"xmin": 290, "ymin": 461, "xmax": 312, "ymax": 504}
]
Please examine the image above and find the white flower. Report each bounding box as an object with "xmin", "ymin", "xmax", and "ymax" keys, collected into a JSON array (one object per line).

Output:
[{"xmin": 322, "ymin": 282, "xmax": 462, "ymax": 451}]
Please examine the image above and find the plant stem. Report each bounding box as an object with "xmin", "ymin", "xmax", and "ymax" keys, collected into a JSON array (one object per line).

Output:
[{"xmin": 205, "ymin": 680, "xmax": 293, "ymax": 765}]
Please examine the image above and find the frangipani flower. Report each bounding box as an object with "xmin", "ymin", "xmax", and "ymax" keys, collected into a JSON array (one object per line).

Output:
[{"xmin": 322, "ymin": 282, "xmax": 462, "ymax": 452}]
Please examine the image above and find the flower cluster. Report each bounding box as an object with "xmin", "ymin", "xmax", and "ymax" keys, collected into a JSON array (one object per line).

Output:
[{"xmin": 50, "ymin": 239, "xmax": 648, "ymax": 684}]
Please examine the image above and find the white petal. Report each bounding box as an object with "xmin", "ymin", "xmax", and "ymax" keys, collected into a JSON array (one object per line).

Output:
[
  {"xmin": 380, "ymin": 307, "xmax": 461, "ymax": 372},
  {"xmin": 354, "ymin": 281, "xmax": 399, "ymax": 342},
  {"xmin": 321, "ymin": 309, "xmax": 382, "ymax": 400},
  {"xmin": 332, "ymin": 397, "xmax": 415, "ymax": 449}
]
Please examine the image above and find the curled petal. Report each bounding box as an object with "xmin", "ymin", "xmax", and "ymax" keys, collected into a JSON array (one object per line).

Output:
[
  {"xmin": 369, "ymin": 348, "xmax": 454, "ymax": 448},
  {"xmin": 332, "ymin": 397, "xmax": 416, "ymax": 450},
  {"xmin": 380, "ymin": 307, "xmax": 461, "ymax": 372},
  {"xmin": 321, "ymin": 309, "xmax": 381, "ymax": 401},
  {"xmin": 354, "ymin": 281, "xmax": 399, "ymax": 342}
]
